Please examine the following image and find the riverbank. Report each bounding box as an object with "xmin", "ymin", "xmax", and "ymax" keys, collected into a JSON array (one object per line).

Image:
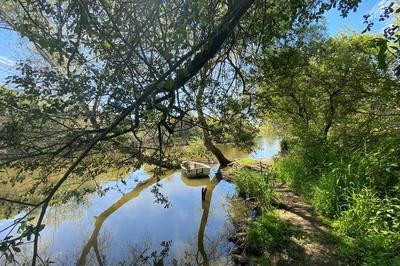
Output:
[
  {"xmin": 224, "ymin": 137, "xmax": 400, "ymax": 265},
  {"xmin": 223, "ymin": 160, "xmax": 343, "ymax": 265}
]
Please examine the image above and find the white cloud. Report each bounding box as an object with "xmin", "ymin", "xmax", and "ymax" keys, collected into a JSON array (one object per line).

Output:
[{"xmin": 0, "ymin": 55, "xmax": 15, "ymax": 66}]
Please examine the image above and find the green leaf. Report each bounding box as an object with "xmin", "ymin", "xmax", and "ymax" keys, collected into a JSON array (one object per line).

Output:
[
  {"xmin": 377, "ymin": 39, "xmax": 388, "ymax": 70},
  {"xmin": 102, "ymin": 40, "xmax": 111, "ymax": 49}
]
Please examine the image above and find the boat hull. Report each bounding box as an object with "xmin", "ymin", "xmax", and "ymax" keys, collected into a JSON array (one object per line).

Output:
[{"xmin": 181, "ymin": 161, "xmax": 211, "ymax": 178}]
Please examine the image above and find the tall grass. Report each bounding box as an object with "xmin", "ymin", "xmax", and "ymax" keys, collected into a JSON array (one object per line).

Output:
[
  {"xmin": 234, "ymin": 169, "xmax": 276, "ymax": 211},
  {"xmin": 273, "ymin": 136, "xmax": 400, "ymax": 264}
]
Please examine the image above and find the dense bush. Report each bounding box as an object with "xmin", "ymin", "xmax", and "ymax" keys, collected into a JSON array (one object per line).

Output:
[{"xmin": 274, "ymin": 139, "xmax": 334, "ymax": 196}]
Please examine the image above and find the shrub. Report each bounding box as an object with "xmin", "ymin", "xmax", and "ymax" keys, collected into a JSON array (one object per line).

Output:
[
  {"xmin": 312, "ymin": 162, "xmax": 357, "ymax": 218},
  {"xmin": 356, "ymin": 137, "xmax": 400, "ymax": 195},
  {"xmin": 273, "ymin": 151, "xmax": 318, "ymax": 196}
]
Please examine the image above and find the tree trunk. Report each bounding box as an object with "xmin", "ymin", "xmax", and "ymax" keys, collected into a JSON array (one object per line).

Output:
[
  {"xmin": 196, "ymin": 77, "xmax": 232, "ymax": 167},
  {"xmin": 197, "ymin": 177, "xmax": 219, "ymax": 266}
]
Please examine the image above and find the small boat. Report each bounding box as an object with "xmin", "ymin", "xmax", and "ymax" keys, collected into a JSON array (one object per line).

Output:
[{"xmin": 181, "ymin": 161, "xmax": 211, "ymax": 178}]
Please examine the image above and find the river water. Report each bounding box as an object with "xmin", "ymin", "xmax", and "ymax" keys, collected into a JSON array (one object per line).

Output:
[{"xmin": 0, "ymin": 137, "xmax": 280, "ymax": 265}]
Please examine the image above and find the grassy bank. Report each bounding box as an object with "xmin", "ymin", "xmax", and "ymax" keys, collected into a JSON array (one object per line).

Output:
[
  {"xmin": 273, "ymin": 137, "xmax": 400, "ymax": 265},
  {"xmin": 231, "ymin": 136, "xmax": 400, "ymax": 265}
]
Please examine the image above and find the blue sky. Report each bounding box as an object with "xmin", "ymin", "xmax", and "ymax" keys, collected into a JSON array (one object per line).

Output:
[
  {"xmin": 325, "ymin": 0, "xmax": 384, "ymax": 35},
  {"xmin": 0, "ymin": 0, "xmax": 385, "ymax": 81}
]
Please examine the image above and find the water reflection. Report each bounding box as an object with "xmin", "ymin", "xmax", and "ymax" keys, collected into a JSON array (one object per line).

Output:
[
  {"xmin": 0, "ymin": 137, "xmax": 280, "ymax": 265},
  {"xmin": 78, "ymin": 170, "xmax": 224, "ymax": 265},
  {"xmin": 197, "ymin": 176, "xmax": 219, "ymax": 266},
  {"xmin": 78, "ymin": 174, "xmax": 169, "ymax": 265},
  {"xmin": 216, "ymin": 137, "xmax": 280, "ymax": 160},
  {"xmin": 180, "ymin": 173, "xmax": 222, "ymax": 266}
]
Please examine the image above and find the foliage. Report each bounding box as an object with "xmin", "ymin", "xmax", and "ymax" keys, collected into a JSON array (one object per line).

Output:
[
  {"xmin": 334, "ymin": 189, "xmax": 400, "ymax": 265},
  {"xmin": 273, "ymin": 138, "xmax": 333, "ymax": 196},
  {"xmin": 234, "ymin": 169, "xmax": 276, "ymax": 210},
  {"xmin": 184, "ymin": 137, "xmax": 211, "ymax": 159},
  {"xmin": 313, "ymin": 136, "xmax": 400, "ymax": 218},
  {"xmin": 362, "ymin": 1, "xmax": 400, "ymax": 76},
  {"xmin": 206, "ymin": 99, "xmax": 259, "ymax": 151},
  {"xmin": 272, "ymin": 137, "xmax": 400, "ymax": 264},
  {"xmin": 258, "ymin": 23, "xmax": 400, "ymax": 264},
  {"xmin": 247, "ymin": 211, "xmax": 296, "ymax": 252},
  {"xmin": 256, "ymin": 30, "xmax": 400, "ymax": 144}
]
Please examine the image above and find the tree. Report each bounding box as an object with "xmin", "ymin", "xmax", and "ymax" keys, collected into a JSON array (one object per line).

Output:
[
  {"xmin": 0, "ymin": 1, "xmax": 255, "ymax": 263},
  {"xmin": 255, "ymin": 24, "xmax": 400, "ymax": 149},
  {"xmin": 196, "ymin": 69, "xmax": 232, "ymax": 166},
  {"xmin": 0, "ymin": 0, "xmax": 366, "ymax": 264}
]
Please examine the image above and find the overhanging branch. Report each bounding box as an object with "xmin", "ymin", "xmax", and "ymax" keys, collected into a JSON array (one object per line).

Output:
[{"xmin": 29, "ymin": 1, "xmax": 255, "ymax": 264}]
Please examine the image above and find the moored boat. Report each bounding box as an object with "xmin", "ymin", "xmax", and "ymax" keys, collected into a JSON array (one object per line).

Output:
[{"xmin": 181, "ymin": 161, "xmax": 211, "ymax": 178}]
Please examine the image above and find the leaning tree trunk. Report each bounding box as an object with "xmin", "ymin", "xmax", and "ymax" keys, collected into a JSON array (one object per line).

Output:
[{"xmin": 196, "ymin": 77, "xmax": 232, "ymax": 167}]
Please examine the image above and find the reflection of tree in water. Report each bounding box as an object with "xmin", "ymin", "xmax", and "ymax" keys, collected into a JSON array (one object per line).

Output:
[
  {"xmin": 178, "ymin": 173, "xmax": 234, "ymax": 266},
  {"xmin": 72, "ymin": 229, "xmax": 112, "ymax": 266},
  {"xmin": 172, "ymin": 224, "xmax": 233, "ymax": 265},
  {"xmin": 77, "ymin": 174, "xmax": 170, "ymax": 265},
  {"xmin": 77, "ymin": 168, "xmax": 234, "ymax": 265},
  {"xmin": 121, "ymin": 237, "xmax": 172, "ymax": 265},
  {"xmin": 196, "ymin": 177, "xmax": 219, "ymax": 266}
]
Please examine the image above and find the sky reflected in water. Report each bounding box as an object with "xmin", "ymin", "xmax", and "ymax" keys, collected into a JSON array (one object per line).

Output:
[{"xmin": 0, "ymin": 137, "xmax": 280, "ymax": 265}]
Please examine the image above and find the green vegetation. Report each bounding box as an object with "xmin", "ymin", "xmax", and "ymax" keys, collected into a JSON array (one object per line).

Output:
[
  {"xmin": 260, "ymin": 28, "xmax": 400, "ymax": 264},
  {"xmin": 230, "ymin": 16, "xmax": 400, "ymax": 264},
  {"xmin": 1, "ymin": 0, "xmax": 400, "ymax": 264},
  {"xmin": 234, "ymin": 169, "xmax": 276, "ymax": 211},
  {"xmin": 247, "ymin": 211, "xmax": 296, "ymax": 251},
  {"xmin": 237, "ymin": 158, "xmax": 260, "ymax": 166},
  {"xmin": 273, "ymin": 139, "xmax": 400, "ymax": 264},
  {"xmin": 247, "ymin": 211, "xmax": 296, "ymax": 252}
]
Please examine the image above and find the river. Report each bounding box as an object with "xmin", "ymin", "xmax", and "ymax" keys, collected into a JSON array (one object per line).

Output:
[{"xmin": 0, "ymin": 137, "xmax": 280, "ymax": 265}]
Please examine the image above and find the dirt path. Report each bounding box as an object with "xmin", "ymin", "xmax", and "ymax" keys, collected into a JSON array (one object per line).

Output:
[
  {"xmin": 271, "ymin": 182, "xmax": 339, "ymax": 265},
  {"xmin": 222, "ymin": 162, "xmax": 340, "ymax": 265}
]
